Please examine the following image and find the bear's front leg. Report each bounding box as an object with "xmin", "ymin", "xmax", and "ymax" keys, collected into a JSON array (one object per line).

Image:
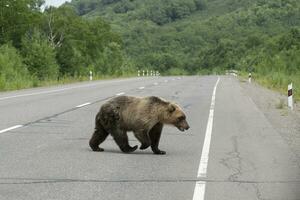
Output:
[
  {"xmin": 149, "ymin": 123, "xmax": 166, "ymax": 155},
  {"xmin": 89, "ymin": 122, "xmax": 109, "ymax": 152}
]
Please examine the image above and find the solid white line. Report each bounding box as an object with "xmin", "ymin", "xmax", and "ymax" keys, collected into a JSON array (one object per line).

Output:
[
  {"xmin": 76, "ymin": 102, "xmax": 91, "ymax": 108},
  {"xmin": 139, "ymin": 87, "xmax": 145, "ymax": 89},
  {"xmin": 0, "ymin": 125, "xmax": 23, "ymax": 134},
  {"xmin": 197, "ymin": 77, "xmax": 220, "ymax": 177},
  {"xmin": 116, "ymin": 92, "xmax": 125, "ymax": 96},
  {"xmin": 192, "ymin": 182, "xmax": 206, "ymax": 200},
  {"xmin": 0, "ymin": 88, "xmax": 73, "ymax": 101},
  {"xmin": 192, "ymin": 77, "xmax": 220, "ymax": 200},
  {"xmin": 0, "ymin": 79, "xmax": 133, "ymax": 101}
]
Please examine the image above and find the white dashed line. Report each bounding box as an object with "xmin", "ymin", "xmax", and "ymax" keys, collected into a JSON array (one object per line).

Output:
[
  {"xmin": 139, "ymin": 87, "xmax": 145, "ymax": 90},
  {"xmin": 153, "ymin": 82, "xmax": 158, "ymax": 85},
  {"xmin": 116, "ymin": 92, "xmax": 125, "ymax": 96},
  {"xmin": 0, "ymin": 125, "xmax": 23, "ymax": 134},
  {"xmin": 164, "ymin": 80, "xmax": 168, "ymax": 83},
  {"xmin": 76, "ymin": 102, "xmax": 91, "ymax": 108},
  {"xmin": 192, "ymin": 77, "xmax": 220, "ymax": 200}
]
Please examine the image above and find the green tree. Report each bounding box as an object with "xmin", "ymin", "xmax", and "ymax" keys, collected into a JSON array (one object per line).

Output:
[
  {"xmin": 21, "ymin": 30, "xmax": 59, "ymax": 80},
  {"xmin": 0, "ymin": 0, "xmax": 44, "ymax": 47}
]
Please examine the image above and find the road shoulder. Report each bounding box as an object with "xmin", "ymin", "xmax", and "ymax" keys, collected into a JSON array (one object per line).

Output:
[{"xmin": 239, "ymin": 78, "xmax": 300, "ymax": 165}]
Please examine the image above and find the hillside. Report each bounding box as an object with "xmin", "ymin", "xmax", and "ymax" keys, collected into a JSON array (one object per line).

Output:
[{"xmin": 66, "ymin": 0, "xmax": 300, "ymax": 99}]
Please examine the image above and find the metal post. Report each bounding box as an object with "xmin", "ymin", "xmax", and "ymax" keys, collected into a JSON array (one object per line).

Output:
[
  {"xmin": 138, "ymin": 70, "xmax": 140, "ymax": 77},
  {"xmin": 142, "ymin": 70, "xmax": 145, "ymax": 76}
]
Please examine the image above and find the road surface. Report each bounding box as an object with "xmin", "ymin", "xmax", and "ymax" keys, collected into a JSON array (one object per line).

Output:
[{"xmin": 0, "ymin": 76, "xmax": 299, "ymax": 200}]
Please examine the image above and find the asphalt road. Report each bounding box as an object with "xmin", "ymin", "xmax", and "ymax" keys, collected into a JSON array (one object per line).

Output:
[{"xmin": 0, "ymin": 76, "xmax": 299, "ymax": 200}]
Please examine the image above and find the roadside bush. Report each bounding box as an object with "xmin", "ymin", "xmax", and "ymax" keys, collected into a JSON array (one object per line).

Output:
[{"xmin": 0, "ymin": 44, "xmax": 33, "ymax": 90}]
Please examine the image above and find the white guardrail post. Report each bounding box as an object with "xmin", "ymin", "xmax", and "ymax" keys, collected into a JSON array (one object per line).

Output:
[
  {"xmin": 248, "ymin": 73, "xmax": 252, "ymax": 83},
  {"xmin": 89, "ymin": 71, "xmax": 93, "ymax": 81},
  {"xmin": 288, "ymin": 83, "xmax": 293, "ymax": 110}
]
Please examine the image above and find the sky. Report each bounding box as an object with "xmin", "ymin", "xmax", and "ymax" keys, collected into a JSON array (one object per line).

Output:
[{"xmin": 44, "ymin": 0, "xmax": 71, "ymax": 7}]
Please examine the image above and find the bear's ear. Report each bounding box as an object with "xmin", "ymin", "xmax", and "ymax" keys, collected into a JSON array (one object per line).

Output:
[{"xmin": 168, "ymin": 103, "xmax": 176, "ymax": 113}]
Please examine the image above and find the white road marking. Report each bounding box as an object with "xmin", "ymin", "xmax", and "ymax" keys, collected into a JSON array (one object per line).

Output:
[
  {"xmin": 76, "ymin": 102, "xmax": 91, "ymax": 108},
  {"xmin": 192, "ymin": 182, "xmax": 206, "ymax": 200},
  {"xmin": 192, "ymin": 77, "xmax": 220, "ymax": 200},
  {"xmin": 139, "ymin": 87, "xmax": 145, "ymax": 90},
  {"xmin": 164, "ymin": 80, "xmax": 168, "ymax": 83},
  {"xmin": 153, "ymin": 82, "xmax": 158, "ymax": 85},
  {"xmin": 0, "ymin": 125, "xmax": 23, "ymax": 134},
  {"xmin": 0, "ymin": 79, "xmax": 131, "ymax": 101},
  {"xmin": 116, "ymin": 92, "xmax": 125, "ymax": 96},
  {"xmin": 197, "ymin": 77, "xmax": 220, "ymax": 177}
]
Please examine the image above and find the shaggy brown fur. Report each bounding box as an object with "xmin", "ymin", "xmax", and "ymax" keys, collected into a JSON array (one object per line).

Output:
[{"xmin": 89, "ymin": 96, "xmax": 189, "ymax": 154}]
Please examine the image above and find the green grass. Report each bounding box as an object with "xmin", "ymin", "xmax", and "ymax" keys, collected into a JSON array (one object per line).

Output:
[{"xmin": 240, "ymin": 71, "xmax": 300, "ymax": 102}]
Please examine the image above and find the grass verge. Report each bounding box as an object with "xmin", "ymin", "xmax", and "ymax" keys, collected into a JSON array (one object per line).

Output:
[
  {"xmin": 239, "ymin": 71, "xmax": 300, "ymax": 102},
  {"xmin": 0, "ymin": 74, "xmax": 137, "ymax": 92}
]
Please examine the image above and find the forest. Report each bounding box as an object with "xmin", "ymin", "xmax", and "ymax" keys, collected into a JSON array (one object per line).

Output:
[{"xmin": 0, "ymin": 0, "xmax": 299, "ymax": 99}]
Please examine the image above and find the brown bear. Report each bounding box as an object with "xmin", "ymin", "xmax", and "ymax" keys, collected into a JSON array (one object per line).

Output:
[{"xmin": 89, "ymin": 96, "xmax": 190, "ymax": 154}]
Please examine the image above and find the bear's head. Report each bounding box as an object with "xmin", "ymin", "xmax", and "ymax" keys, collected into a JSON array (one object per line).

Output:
[{"xmin": 162, "ymin": 103, "xmax": 190, "ymax": 132}]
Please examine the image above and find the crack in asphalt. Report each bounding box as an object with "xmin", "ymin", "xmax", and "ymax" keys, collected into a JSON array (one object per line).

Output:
[
  {"xmin": 252, "ymin": 183, "xmax": 268, "ymax": 200},
  {"xmin": 0, "ymin": 177, "xmax": 300, "ymax": 185},
  {"xmin": 16, "ymin": 81, "xmax": 163, "ymax": 131},
  {"xmin": 220, "ymin": 136, "xmax": 243, "ymax": 181},
  {"xmin": 6, "ymin": 78, "xmax": 187, "ymax": 133}
]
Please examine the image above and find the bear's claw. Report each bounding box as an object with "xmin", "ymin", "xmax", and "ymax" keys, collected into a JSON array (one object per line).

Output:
[
  {"xmin": 153, "ymin": 150, "xmax": 166, "ymax": 155},
  {"xmin": 92, "ymin": 147, "xmax": 104, "ymax": 152},
  {"xmin": 140, "ymin": 143, "xmax": 150, "ymax": 150},
  {"xmin": 121, "ymin": 145, "xmax": 138, "ymax": 153}
]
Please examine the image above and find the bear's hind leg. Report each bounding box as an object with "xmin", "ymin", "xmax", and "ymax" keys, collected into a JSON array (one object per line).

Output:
[
  {"xmin": 89, "ymin": 123, "xmax": 109, "ymax": 152},
  {"xmin": 112, "ymin": 129, "xmax": 138, "ymax": 153},
  {"xmin": 149, "ymin": 123, "xmax": 165, "ymax": 155}
]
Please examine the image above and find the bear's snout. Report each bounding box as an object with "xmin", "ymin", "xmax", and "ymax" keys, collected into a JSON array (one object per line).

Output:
[
  {"xmin": 182, "ymin": 122, "xmax": 190, "ymax": 131},
  {"xmin": 185, "ymin": 124, "xmax": 190, "ymax": 130},
  {"xmin": 177, "ymin": 120, "xmax": 190, "ymax": 132}
]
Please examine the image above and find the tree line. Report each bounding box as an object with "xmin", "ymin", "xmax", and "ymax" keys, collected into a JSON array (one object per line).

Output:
[{"xmin": 0, "ymin": 0, "xmax": 130, "ymax": 90}]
